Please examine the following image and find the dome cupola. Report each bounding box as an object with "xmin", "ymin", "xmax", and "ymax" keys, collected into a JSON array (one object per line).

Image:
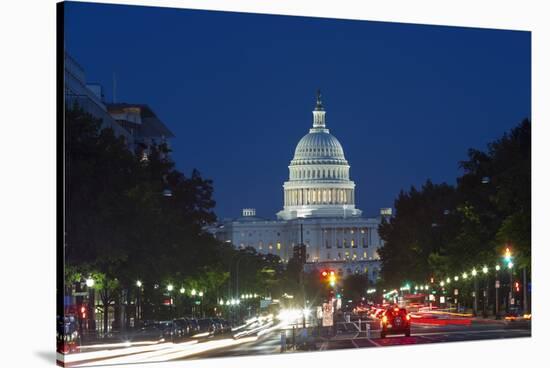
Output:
[{"xmin": 277, "ymin": 91, "xmax": 362, "ymax": 220}]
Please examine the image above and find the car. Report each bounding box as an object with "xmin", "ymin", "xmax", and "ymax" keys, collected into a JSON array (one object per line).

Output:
[
  {"xmin": 56, "ymin": 315, "xmax": 80, "ymax": 354},
  {"xmin": 186, "ymin": 318, "xmax": 200, "ymax": 335},
  {"xmin": 211, "ymin": 318, "xmax": 230, "ymax": 334},
  {"xmin": 197, "ymin": 318, "xmax": 216, "ymax": 335},
  {"xmin": 173, "ymin": 318, "xmax": 191, "ymax": 340},
  {"xmin": 380, "ymin": 306, "xmax": 411, "ymax": 338}
]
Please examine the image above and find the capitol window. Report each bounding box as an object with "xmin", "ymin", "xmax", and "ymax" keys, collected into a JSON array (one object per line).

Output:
[
  {"xmin": 351, "ymin": 239, "xmax": 356, "ymax": 248},
  {"xmin": 276, "ymin": 242, "xmax": 281, "ymax": 250},
  {"xmin": 362, "ymin": 237, "xmax": 367, "ymax": 248}
]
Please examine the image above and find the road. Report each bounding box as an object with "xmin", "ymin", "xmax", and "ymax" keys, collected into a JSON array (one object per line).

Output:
[{"xmin": 60, "ymin": 319, "xmax": 530, "ymax": 366}]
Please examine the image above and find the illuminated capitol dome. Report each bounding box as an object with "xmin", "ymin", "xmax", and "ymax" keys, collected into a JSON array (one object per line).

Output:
[
  {"xmin": 277, "ymin": 91, "xmax": 362, "ymax": 220},
  {"xmin": 207, "ymin": 91, "xmax": 388, "ymax": 282}
]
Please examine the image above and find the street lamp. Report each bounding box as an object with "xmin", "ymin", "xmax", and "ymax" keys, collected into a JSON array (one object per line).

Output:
[
  {"xmin": 471, "ymin": 269, "xmax": 478, "ymax": 316},
  {"xmin": 136, "ymin": 280, "xmax": 143, "ymax": 325},
  {"xmin": 482, "ymin": 266, "xmax": 488, "ymax": 274},
  {"xmin": 85, "ymin": 277, "xmax": 95, "ymax": 333},
  {"xmin": 191, "ymin": 289, "xmax": 197, "ymax": 296},
  {"xmin": 167, "ymin": 284, "xmax": 174, "ymax": 292},
  {"xmin": 454, "ymin": 276, "xmax": 459, "ymax": 282},
  {"xmin": 446, "ymin": 277, "xmax": 451, "ymax": 283},
  {"xmin": 462, "ymin": 272, "xmax": 468, "ymax": 280},
  {"xmin": 179, "ymin": 287, "xmax": 185, "ymax": 294}
]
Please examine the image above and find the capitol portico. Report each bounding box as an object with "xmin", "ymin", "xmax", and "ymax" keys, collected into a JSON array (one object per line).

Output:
[{"xmin": 208, "ymin": 91, "xmax": 388, "ymax": 282}]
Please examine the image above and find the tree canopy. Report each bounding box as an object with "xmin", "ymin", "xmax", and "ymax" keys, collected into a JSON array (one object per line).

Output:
[{"xmin": 378, "ymin": 119, "xmax": 531, "ymax": 288}]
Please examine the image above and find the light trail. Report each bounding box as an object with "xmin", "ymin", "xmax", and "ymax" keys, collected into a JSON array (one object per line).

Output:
[
  {"xmin": 77, "ymin": 339, "xmax": 163, "ymax": 350},
  {"xmin": 64, "ymin": 341, "xmax": 193, "ymax": 364},
  {"xmin": 136, "ymin": 336, "xmax": 259, "ymax": 362}
]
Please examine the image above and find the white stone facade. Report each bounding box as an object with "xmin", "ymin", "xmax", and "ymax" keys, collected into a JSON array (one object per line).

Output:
[{"xmin": 207, "ymin": 92, "xmax": 386, "ymax": 282}]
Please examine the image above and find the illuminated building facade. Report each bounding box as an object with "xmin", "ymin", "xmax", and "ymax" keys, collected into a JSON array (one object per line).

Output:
[{"xmin": 208, "ymin": 92, "xmax": 388, "ymax": 282}]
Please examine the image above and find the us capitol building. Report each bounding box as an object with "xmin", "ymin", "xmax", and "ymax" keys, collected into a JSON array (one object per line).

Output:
[{"xmin": 207, "ymin": 92, "xmax": 390, "ymax": 283}]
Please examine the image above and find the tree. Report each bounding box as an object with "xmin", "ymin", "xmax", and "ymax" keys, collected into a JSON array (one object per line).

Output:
[
  {"xmin": 64, "ymin": 104, "xmax": 224, "ymax": 325},
  {"xmin": 342, "ymin": 273, "xmax": 369, "ymax": 301},
  {"xmin": 378, "ymin": 118, "xmax": 531, "ymax": 289}
]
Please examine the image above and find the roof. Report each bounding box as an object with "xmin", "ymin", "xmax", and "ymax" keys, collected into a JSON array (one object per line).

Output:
[{"xmin": 107, "ymin": 103, "xmax": 175, "ymax": 138}]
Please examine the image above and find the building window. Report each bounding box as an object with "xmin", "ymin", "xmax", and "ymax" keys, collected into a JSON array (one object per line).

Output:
[
  {"xmin": 325, "ymin": 240, "xmax": 331, "ymax": 249},
  {"xmin": 343, "ymin": 239, "xmax": 349, "ymax": 248},
  {"xmin": 363, "ymin": 251, "xmax": 367, "ymax": 259},
  {"xmin": 327, "ymin": 252, "xmax": 331, "ymax": 259},
  {"xmin": 336, "ymin": 239, "xmax": 341, "ymax": 248},
  {"xmin": 362, "ymin": 237, "xmax": 367, "ymax": 248},
  {"xmin": 351, "ymin": 239, "xmax": 356, "ymax": 248},
  {"xmin": 338, "ymin": 252, "xmax": 342, "ymax": 259},
  {"xmin": 276, "ymin": 242, "xmax": 281, "ymax": 250}
]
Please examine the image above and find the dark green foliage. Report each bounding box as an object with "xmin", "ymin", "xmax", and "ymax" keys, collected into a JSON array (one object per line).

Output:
[{"xmin": 378, "ymin": 119, "xmax": 531, "ymax": 287}]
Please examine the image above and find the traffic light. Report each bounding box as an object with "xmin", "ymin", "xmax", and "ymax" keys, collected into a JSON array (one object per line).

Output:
[
  {"xmin": 321, "ymin": 269, "xmax": 337, "ymax": 287},
  {"xmin": 80, "ymin": 305, "xmax": 87, "ymax": 319},
  {"xmin": 504, "ymin": 247, "xmax": 512, "ymax": 263}
]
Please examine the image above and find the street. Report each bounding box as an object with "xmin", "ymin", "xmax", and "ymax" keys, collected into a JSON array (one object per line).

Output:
[{"xmin": 60, "ymin": 318, "xmax": 530, "ymax": 366}]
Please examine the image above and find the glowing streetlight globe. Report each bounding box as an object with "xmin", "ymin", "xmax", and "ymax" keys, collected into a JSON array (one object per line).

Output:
[
  {"xmin": 462, "ymin": 273, "xmax": 468, "ymax": 279},
  {"xmin": 167, "ymin": 284, "xmax": 174, "ymax": 292},
  {"xmin": 191, "ymin": 289, "xmax": 197, "ymax": 296},
  {"xmin": 454, "ymin": 276, "xmax": 459, "ymax": 282},
  {"xmin": 471, "ymin": 269, "xmax": 477, "ymax": 276},
  {"xmin": 482, "ymin": 266, "xmax": 488, "ymax": 274},
  {"xmin": 496, "ymin": 265, "xmax": 501, "ymax": 271},
  {"xmin": 86, "ymin": 278, "xmax": 95, "ymax": 288},
  {"xmin": 136, "ymin": 280, "xmax": 142, "ymax": 288},
  {"xmin": 199, "ymin": 291, "xmax": 204, "ymax": 297},
  {"xmin": 180, "ymin": 287, "xmax": 185, "ymax": 294},
  {"xmin": 439, "ymin": 281, "xmax": 445, "ymax": 287},
  {"xmin": 446, "ymin": 277, "xmax": 451, "ymax": 283}
]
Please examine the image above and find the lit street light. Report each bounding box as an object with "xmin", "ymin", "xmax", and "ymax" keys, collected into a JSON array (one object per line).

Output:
[
  {"xmin": 167, "ymin": 284, "xmax": 174, "ymax": 292},
  {"xmin": 86, "ymin": 277, "xmax": 95, "ymax": 288}
]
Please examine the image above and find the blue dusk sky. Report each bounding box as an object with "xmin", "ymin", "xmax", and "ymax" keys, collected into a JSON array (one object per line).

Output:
[{"xmin": 64, "ymin": 2, "xmax": 531, "ymax": 220}]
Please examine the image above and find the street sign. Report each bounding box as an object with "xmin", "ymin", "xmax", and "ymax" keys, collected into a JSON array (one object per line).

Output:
[
  {"xmin": 322, "ymin": 302, "xmax": 333, "ymax": 327},
  {"xmin": 511, "ymin": 298, "xmax": 515, "ymax": 305},
  {"xmin": 316, "ymin": 306, "xmax": 323, "ymax": 319},
  {"xmin": 73, "ymin": 292, "xmax": 88, "ymax": 296},
  {"xmin": 495, "ymin": 280, "xmax": 500, "ymax": 288},
  {"xmin": 429, "ymin": 294, "xmax": 435, "ymax": 301},
  {"xmin": 439, "ymin": 296, "xmax": 445, "ymax": 304},
  {"xmin": 454, "ymin": 289, "xmax": 459, "ymax": 296}
]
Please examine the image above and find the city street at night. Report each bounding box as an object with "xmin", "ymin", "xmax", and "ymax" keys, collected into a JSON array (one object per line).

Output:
[{"xmin": 60, "ymin": 314, "xmax": 531, "ymax": 366}]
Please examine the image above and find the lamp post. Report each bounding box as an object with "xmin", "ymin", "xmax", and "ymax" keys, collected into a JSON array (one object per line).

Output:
[
  {"xmin": 471, "ymin": 269, "xmax": 478, "ymax": 316},
  {"xmin": 85, "ymin": 277, "xmax": 95, "ymax": 333},
  {"xmin": 495, "ymin": 264, "xmax": 501, "ymax": 319},
  {"xmin": 482, "ymin": 266, "xmax": 488, "ymax": 317},
  {"xmin": 507, "ymin": 261, "xmax": 514, "ymax": 313},
  {"xmin": 167, "ymin": 284, "xmax": 174, "ymax": 320},
  {"xmin": 136, "ymin": 280, "xmax": 143, "ymax": 325}
]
